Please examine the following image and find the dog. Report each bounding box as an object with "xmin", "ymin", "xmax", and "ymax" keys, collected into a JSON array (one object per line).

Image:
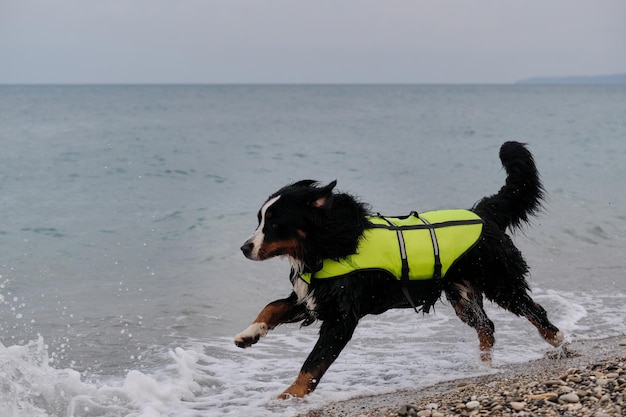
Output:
[{"xmin": 235, "ymin": 141, "xmax": 563, "ymax": 399}]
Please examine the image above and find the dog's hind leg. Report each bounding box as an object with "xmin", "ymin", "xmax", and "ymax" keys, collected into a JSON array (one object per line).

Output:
[
  {"xmin": 493, "ymin": 290, "xmax": 563, "ymax": 348},
  {"xmin": 446, "ymin": 281, "xmax": 495, "ymax": 364},
  {"xmin": 279, "ymin": 315, "xmax": 358, "ymax": 398},
  {"xmin": 234, "ymin": 292, "xmax": 308, "ymax": 348}
]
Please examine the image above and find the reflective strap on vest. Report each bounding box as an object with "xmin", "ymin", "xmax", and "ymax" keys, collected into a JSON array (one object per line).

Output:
[
  {"xmin": 377, "ymin": 215, "xmax": 411, "ymax": 280},
  {"xmin": 418, "ymin": 214, "xmax": 442, "ymax": 280}
]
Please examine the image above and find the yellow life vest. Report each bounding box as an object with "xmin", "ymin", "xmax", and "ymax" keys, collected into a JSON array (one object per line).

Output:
[{"xmin": 299, "ymin": 210, "xmax": 483, "ymax": 284}]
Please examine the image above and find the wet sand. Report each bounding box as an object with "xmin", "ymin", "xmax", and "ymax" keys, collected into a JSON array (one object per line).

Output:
[{"xmin": 299, "ymin": 336, "xmax": 626, "ymax": 417}]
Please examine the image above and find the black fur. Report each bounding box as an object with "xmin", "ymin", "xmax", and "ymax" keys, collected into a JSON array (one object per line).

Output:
[{"xmin": 236, "ymin": 141, "xmax": 562, "ymax": 398}]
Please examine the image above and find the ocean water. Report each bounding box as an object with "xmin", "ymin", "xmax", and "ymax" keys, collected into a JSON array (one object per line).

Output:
[{"xmin": 0, "ymin": 84, "xmax": 624, "ymax": 416}]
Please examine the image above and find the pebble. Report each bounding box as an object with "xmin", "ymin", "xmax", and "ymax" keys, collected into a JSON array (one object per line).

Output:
[
  {"xmin": 558, "ymin": 385, "xmax": 574, "ymax": 393},
  {"xmin": 387, "ymin": 355, "xmax": 626, "ymax": 417},
  {"xmin": 545, "ymin": 379, "xmax": 566, "ymax": 386},
  {"xmin": 509, "ymin": 401, "xmax": 526, "ymax": 410},
  {"xmin": 465, "ymin": 400, "xmax": 479, "ymax": 410},
  {"xmin": 568, "ymin": 374, "xmax": 583, "ymax": 382},
  {"xmin": 559, "ymin": 392, "xmax": 580, "ymax": 403}
]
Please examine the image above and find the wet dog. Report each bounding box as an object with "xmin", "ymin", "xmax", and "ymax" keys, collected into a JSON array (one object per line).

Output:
[{"xmin": 235, "ymin": 141, "xmax": 563, "ymax": 398}]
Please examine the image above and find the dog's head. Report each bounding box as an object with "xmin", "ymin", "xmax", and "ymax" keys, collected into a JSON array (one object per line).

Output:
[{"xmin": 240, "ymin": 180, "xmax": 336, "ymax": 261}]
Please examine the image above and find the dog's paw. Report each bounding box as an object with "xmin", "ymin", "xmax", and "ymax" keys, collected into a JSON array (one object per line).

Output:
[
  {"xmin": 276, "ymin": 391, "xmax": 295, "ymax": 400},
  {"xmin": 539, "ymin": 329, "xmax": 564, "ymax": 348},
  {"xmin": 234, "ymin": 322, "xmax": 268, "ymax": 348},
  {"xmin": 480, "ymin": 350, "xmax": 493, "ymax": 366},
  {"xmin": 277, "ymin": 372, "xmax": 317, "ymax": 399},
  {"xmin": 277, "ymin": 384, "xmax": 308, "ymax": 399},
  {"xmin": 547, "ymin": 330, "xmax": 564, "ymax": 347}
]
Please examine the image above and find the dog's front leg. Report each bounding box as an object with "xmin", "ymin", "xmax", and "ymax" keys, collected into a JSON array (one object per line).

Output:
[
  {"xmin": 279, "ymin": 315, "xmax": 358, "ymax": 399},
  {"xmin": 234, "ymin": 292, "xmax": 306, "ymax": 348}
]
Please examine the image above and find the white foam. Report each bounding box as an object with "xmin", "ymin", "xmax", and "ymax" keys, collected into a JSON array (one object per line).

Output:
[
  {"xmin": 1, "ymin": 337, "xmax": 217, "ymax": 417},
  {"xmin": 1, "ymin": 336, "xmax": 89, "ymax": 417}
]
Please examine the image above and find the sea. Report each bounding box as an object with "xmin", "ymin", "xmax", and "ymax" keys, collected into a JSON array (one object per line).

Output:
[{"xmin": 0, "ymin": 84, "xmax": 624, "ymax": 417}]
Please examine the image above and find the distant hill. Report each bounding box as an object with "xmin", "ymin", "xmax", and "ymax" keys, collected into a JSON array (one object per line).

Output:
[{"xmin": 516, "ymin": 73, "xmax": 626, "ymax": 85}]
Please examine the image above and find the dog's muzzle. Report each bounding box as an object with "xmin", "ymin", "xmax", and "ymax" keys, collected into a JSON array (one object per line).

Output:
[{"xmin": 240, "ymin": 240, "xmax": 255, "ymax": 259}]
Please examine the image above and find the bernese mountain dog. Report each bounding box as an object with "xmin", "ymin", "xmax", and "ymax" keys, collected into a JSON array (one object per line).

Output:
[{"xmin": 235, "ymin": 141, "xmax": 563, "ymax": 399}]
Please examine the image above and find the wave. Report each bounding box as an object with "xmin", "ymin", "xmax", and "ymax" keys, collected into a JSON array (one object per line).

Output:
[{"xmin": 2, "ymin": 287, "xmax": 624, "ymax": 417}]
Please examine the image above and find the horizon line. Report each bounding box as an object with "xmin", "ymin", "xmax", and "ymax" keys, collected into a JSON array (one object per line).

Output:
[{"xmin": 1, "ymin": 81, "xmax": 625, "ymax": 87}]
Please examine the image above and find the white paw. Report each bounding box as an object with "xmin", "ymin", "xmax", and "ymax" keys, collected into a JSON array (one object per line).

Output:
[
  {"xmin": 234, "ymin": 323, "xmax": 268, "ymax": 348},
  {"xmin": 547, "ymin": 330, "xmax": 564, "ymax": 347}
]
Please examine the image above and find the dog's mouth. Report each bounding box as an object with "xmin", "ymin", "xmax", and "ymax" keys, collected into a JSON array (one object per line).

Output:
[{"xmin": 241, "ymin": 239, "xmax": 301, "ymax": 261}]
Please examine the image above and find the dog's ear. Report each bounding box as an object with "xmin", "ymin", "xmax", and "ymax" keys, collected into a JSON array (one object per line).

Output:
[
  {"xmin": 310, "ymin": 180, "xmax": 337, "ymax": 209},
  {"xmin": 292, "ymin": 179, "xmax": 318, "ymax": 188}
]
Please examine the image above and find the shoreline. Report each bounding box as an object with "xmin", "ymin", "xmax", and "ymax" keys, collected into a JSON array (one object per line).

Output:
[{"xmin": 299, "ymin": 335, "xmax": 626, "ymax": 417}]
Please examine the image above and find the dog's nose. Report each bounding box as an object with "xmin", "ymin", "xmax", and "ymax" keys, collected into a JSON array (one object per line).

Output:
[{"xmin": 241, "ymin": 241, "xmax": 254, "ymax": 258}]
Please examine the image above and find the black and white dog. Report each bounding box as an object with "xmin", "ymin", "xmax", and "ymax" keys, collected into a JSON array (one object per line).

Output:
[{"xmin": 235, "ymin": 141, "xmax": 563, "ymax": 398}]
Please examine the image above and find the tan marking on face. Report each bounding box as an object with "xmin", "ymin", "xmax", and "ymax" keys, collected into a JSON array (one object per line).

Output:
[{"xmin": 257, "ymin": 238, "xmax": 300, "ymax": 260}]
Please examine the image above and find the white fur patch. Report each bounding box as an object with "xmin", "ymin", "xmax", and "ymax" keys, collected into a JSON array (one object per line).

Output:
[
  {"xmin": 288, "ymin": 257, "xmax": 304, "ymax": 276},
  {"xmin": 234, "ymin": 322, "xmax": 268, "ymax": 345},
  {"xmin": 293, "ymin": 278, "xmax": 317, "ymax": 311},
  {"xmin": 246, "ymin": 195, "xmax": 281, "ymax": 260}
]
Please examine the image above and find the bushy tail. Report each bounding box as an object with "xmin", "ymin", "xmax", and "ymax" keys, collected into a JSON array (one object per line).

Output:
[{"xmin": 473, "ymin": 141, "xmax": 544, "ymax": 232}]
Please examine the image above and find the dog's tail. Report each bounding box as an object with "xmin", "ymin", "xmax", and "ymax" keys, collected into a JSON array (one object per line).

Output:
[{"xmin": 473, "ymin": 141, "xmax": 544, "ymax": 232}]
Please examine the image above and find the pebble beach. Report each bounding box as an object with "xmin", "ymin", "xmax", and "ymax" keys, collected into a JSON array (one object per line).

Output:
[{"xmin": 300, "ymin": 336, "xmax": 626, "ymax": 417}]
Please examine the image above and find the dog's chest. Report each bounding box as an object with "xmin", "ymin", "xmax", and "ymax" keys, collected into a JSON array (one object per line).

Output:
[{"xmin": 293, "ymin": 278, "xmax": 317, "ymax": 311}]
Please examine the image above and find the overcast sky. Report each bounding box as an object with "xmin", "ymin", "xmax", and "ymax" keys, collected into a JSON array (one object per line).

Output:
[{"xmin": 1, "ymin": 0, "xmax": 625, "ymax": 84}]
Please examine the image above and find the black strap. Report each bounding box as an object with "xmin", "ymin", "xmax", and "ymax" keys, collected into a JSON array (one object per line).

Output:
[
  {"xmin": 374, "ymin": 212, "xmax": 448, "ymax": 281},
  {"xmin": 417, "ymin": 215, "xmax": 443, "ymax": 280},
  {"xmin": 376, "ymin": 212, "xmax": 446, "ymax": 314},
  {"xmin": 401, "ymin": 284, "xmax": 421, "ymax": 314},
  {"xmin": 379, "ymin": 214, "xmax": 421, "ymax": 313},
  {"xmin": 369, "ymin": 218, "xmax": 482, "ymax": 231},
  {"xmin": 377, "ymin": 215, "xmax": 410, "ymax": 281}
]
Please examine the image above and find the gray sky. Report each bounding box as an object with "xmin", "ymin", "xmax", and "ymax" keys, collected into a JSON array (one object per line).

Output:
[{"xmin": 1, "ymin": 0, "xmax": 625, "ymax": 84}]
